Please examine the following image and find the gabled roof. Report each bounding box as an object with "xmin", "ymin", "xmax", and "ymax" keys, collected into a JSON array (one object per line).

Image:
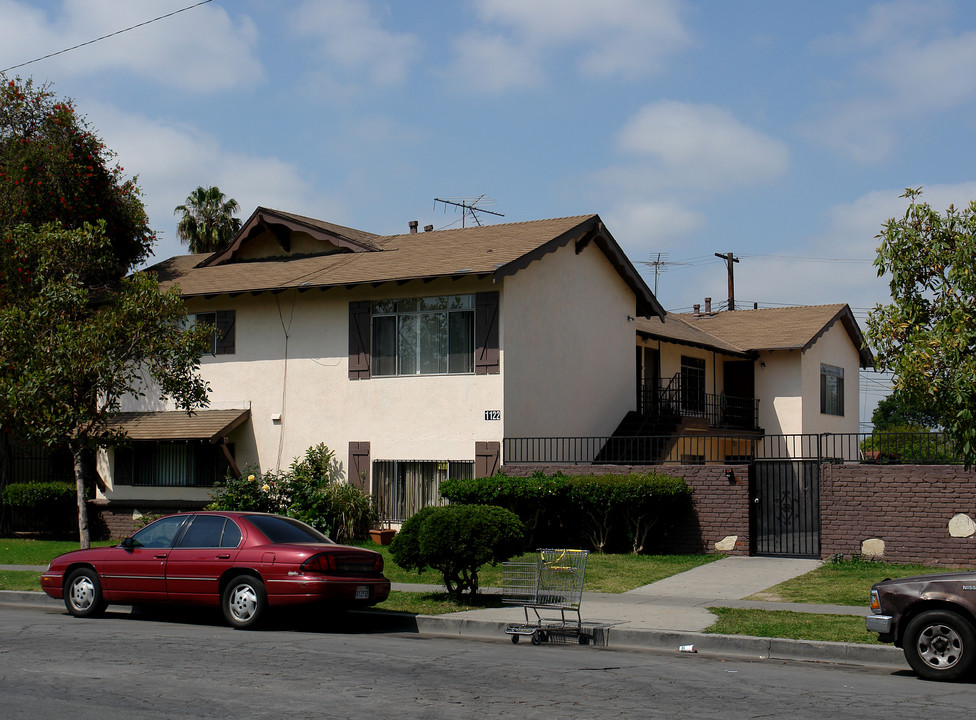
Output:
[
  {"xmin": 147, "ymin": 210, "xmax": 666, "ymax": 319},
  {"xmin": 637, "ymin": 304, "xmax": 874, "ymax": 368}
]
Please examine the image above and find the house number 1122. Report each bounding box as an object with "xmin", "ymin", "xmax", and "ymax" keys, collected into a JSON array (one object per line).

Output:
[{"xmin": 484, "ymin": 410, "xmax": 501, "ymax": 421}]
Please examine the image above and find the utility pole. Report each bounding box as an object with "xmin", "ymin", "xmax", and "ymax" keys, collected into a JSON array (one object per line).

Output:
[{"xmin": 715, "ymin": 251, "xmax": 739, "ymax": 311}]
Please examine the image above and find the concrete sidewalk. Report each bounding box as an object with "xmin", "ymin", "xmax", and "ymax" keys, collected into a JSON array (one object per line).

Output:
[{"xmin": 0, "ymin": 556, "xmax": 906, "ymax": 670}]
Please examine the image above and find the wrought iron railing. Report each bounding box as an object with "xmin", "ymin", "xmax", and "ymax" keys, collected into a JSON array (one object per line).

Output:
[
  {"xmin": 503, "ymin": 432, "xmax": 962, "ymax": 466},
  {"xmin": 639, "ymin": 381, "xmax": 759, "ymax": 430}
]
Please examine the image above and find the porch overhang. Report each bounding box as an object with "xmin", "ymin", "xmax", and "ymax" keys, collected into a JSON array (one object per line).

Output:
[{"xmin": 105, "ymin": 409, "xmax": 250, "ymax": 443}]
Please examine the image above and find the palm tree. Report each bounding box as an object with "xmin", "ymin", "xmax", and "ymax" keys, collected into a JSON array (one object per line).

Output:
[{"xmin": 174, "ymin": 186, "xmax": 243, "ymax": 254}]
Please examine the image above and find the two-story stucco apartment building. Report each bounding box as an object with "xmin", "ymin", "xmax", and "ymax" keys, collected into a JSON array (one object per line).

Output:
[
  {"xmin": 91, "ymin": 207, "xmax": 872, "ymax": 528},
  {"xmin": 95, "ymin": 209, "xmax": 664, "ymax": 523}
]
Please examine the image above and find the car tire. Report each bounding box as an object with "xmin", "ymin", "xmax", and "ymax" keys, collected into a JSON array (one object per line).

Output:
[
  {"xmin": 222, "ymin": 575, "xmax": 267, "ymax": 629},
  {"xmin": 64, "ymin": 568, "xmax": 107, "ymax": 618},
  {"xmin": 903, "ymin": 610, "xmax": 976, "ymax": 681}
]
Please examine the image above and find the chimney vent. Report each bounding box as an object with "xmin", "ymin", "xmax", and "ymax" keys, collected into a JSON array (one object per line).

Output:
[
  {"xmin": 704, "ymin": 297, "xmax": 712, "ymax": 314},
  {"xmin": 693, "ymin": 304, "xmax": 701, "ymax": 316},
  {"xmin": 424, "ymin": 224, "xmax": 434, "ymax": 232},
  {"xmin": 409, "ymin": 220, "xmax": 419, "ymax": 234}
]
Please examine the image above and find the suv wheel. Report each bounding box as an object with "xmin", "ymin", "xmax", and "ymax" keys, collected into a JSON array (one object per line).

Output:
[{"xmin": 904, "ymin": 610, "xmax": 976, "ymax": 681}]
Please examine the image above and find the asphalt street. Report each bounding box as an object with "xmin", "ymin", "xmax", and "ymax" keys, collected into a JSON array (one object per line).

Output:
[{"xmin": 0, "ymin": 605, "xmax": 970, "ymax": 720}]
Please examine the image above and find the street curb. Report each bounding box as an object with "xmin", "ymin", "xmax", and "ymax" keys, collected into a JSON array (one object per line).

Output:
[
  {"xmin": 404, "ymin": 613, "xmax": 907, "ymax": 669},
  {"xmin": 0, "ymin": 590, "xmax": 908, "ymax": 670}
]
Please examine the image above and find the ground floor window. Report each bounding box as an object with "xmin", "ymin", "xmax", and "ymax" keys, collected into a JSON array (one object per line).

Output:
[
  {"xmin": 372, "ymin": 460, "xmax": 474, "ymax": 522},
  {"xmin": 113, "ymin": 441, "xmax": 233, "ymax": 487}
]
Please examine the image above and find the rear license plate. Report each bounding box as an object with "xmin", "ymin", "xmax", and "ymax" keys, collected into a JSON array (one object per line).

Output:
[{"xmin": 355, "ymin": 585, "xmax": 370, "ymax": 600}]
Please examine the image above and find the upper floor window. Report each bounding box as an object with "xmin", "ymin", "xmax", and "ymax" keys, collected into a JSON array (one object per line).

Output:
[
  {"xmin": 195, "ymin": 310, "xmax": 236, "ymax": 355},
  {"xmin": 820, "ymin": 364, "xmax": 844, "ymax": 416},
  {"xmin": 371, "ymin": 295, "xmax": 474, "ymax": 376}
]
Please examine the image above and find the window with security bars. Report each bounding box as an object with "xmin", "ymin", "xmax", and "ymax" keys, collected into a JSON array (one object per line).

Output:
[{"xmin": 372, "ymin": 460, "xmax": 474, "ymax": 522}]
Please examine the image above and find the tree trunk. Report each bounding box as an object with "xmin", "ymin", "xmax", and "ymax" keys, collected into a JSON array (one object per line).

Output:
[{"xmin": 72, "ymin": 444, "xmax": 90, "ymax": 549}]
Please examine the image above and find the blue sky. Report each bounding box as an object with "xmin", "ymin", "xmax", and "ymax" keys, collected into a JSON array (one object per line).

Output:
[{"xmin": 5, "ymin": 0, "xmax": 976, "ymax": 419}]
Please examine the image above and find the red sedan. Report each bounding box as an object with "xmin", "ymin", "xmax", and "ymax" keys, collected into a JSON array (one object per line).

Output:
[{"xmin": 40, "ymin": 511, "xmax": 391, "ymax": 628}]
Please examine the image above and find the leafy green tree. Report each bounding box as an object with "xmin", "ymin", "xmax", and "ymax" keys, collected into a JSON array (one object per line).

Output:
[
  {"xmin": 174, "ymin": 186, "xmax": 242, "ymax": 254},
  {"xmin": 867, "ymin": 188, "xmax": 976, "ymax": 467},
  {"xmin": 0, "ymin": 222, "xmax": 212, "ymax": 547},
  {"xmin": 0, "ymin": 76, "xmax": 152, "ymax": 277},
  {"xmin": 871, "ymin": 388, "xmax": 941, "ymax": 431}
]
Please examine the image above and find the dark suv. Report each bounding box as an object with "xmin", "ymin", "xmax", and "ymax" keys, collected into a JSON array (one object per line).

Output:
[{"xmin": 867, "ymin": 572, "xmax": 976, "ymax": 681}]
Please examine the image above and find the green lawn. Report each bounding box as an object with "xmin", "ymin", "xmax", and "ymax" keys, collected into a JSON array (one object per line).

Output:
[
  {"xmin": 746, "ymin": 558, "xmax": 964, "ymax": 606},
  {"xmin": 705, "ymin": 607, "xmax": 880, "ymax": 644},
  {"xmin": 0, "ymin": 538, "xmax": 115, "ymax": 566}
]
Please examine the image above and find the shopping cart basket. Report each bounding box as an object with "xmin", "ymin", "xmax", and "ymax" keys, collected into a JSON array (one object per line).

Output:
[{"xmin": 502, "ymin": 549, "xmax": 589, "ymax": 645}]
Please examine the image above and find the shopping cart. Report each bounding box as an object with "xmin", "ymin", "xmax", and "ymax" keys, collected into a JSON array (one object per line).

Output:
[{"xmin": 502, "ymin": 549, "xmax": 589, "ymax": 645}]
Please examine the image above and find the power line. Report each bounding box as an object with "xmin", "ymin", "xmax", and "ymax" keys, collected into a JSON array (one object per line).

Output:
[{"xmin": 1, "ymin": 0, "xmax": 215, "ymax": 74}]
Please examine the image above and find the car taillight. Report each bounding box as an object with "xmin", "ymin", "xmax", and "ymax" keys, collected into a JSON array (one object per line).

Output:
[
  {"xmin": 374, "ymin": 555, "xmax": 383, "ymax": 573},
  {"xmin": 870, "ymin": 589, "xmax": 881, "ymax": 612},
  {"xmin": 302, "ymin": 554, "xmax": 337, "ymax": 573}
]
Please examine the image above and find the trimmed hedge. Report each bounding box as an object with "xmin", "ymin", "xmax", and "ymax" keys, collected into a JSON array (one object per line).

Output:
[
  {"xmin": 2, "ymin": 481, "xmax": 76, "ymax": 509},
  {"xmin": 390, "ymin": 504, "xmax": 525, "ymax": 598},
  {"xmin": 440, "ymin": 472, "xmax": 692, "ymax": 553}
]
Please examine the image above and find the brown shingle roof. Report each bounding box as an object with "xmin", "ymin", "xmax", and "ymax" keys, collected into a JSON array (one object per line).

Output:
[
  {"xmin": 637, "ymin": 304, "xmax": 874, "ymax": 367},
  {"xmin": 106, "ymin": 409, "xmax": 250, "ymax": 441},
  {"xmin": 146, "ymin": 211, "xmax": 665, "ymax": 318}
]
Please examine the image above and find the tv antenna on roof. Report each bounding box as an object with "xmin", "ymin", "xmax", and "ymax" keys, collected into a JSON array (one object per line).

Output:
[{"xmin": 434, "ymin": 195, "xmax": 504, "ymax": 228}]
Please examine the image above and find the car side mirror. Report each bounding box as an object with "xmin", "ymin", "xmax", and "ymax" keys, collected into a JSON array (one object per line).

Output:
[{"xmin": 121, "ymin": 537, "xmax": 136, "ymax": 550}]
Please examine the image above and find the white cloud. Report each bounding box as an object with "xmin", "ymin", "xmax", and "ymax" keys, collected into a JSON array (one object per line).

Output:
[
  {"xmin": 613, "ymin": 101, "xmax": 789, "ymax": 191},
  {"xmin": 84, "ymin": 102, "xmax": 343, "ymax": 263},
  {"xmin": 806, "ymin": 1, "xmax": 976, "ymax": 162},
  {"xmin": 607, "ymin": 199, "xmax": 706, "ymax": 259},
  {"xmin": 0, "ymin": 0, "xmax": 262, "ymax": 91},
  {"xmin": 447, "ymin": 0, "xmax": 690, "ymax": 92},
  {"xmin": 446, "ymin": 32, "xmax": 542, "ymax": 93},
  {"xmin": 289, "ymin": 0, "xmax": 420, "ymax": 86}
]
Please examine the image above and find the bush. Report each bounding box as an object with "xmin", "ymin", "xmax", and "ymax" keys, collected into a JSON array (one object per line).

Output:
[
  {"xmin": 390, "ymin": 504, "xmax": 525, "ymax": 599},
  {"xmin": 207, "ymin": 444, "xmax": 376, "ymax": 542},
  {"xmin": 2, "ymin": 481, "xmax": 76, "ymax": 508},
  {"xmin": 440, "ymin": 472, "xmax": 692, "ymax": 553}
]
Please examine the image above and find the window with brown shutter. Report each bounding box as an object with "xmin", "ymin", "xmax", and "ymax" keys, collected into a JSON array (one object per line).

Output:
[
  {"xmin": 348, "ymin": 301, "xmax": 371, "ymax": 379},
  {"xmin": 348, "ymin": 441, "xmax": 370, "ymax": 490},
  {"xmin": 475, "ymin": 291, "xmax": 499, "ymax": 375}
]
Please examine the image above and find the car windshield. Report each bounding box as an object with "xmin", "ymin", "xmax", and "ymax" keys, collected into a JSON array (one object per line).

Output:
[{"xmin": 248, "ymin": 515, "xmax": 333, "ymax": 544}]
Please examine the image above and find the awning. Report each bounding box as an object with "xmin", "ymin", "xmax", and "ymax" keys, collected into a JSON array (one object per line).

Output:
[{"xmin": 106, "ymin": 409, "xmax": 250, "ymax": 442}]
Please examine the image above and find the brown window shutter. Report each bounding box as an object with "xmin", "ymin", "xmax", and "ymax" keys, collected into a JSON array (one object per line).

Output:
[
  {"xmin": 475, "ymin": 441, "xmax": 500, "ymax": 477},
  {"xmin": 349, "ymin": 442, "xmax": 370, "ymax": 491},
  {"xmin": 348, "ymin": 301, "xmax": 371, "ymax": 379},
  {"xmin": 215, "ymin": 310, "xmax": 236, "ymax": 355},
  {"xmin": 475, "ymin": 291, "xmax": 499, "ymax": 375}
]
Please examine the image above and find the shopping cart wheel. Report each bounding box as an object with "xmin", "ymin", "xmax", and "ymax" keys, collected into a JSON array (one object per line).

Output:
[
  {"xmin": 531, "ymin": 630, "xmax": 542, "ymax": 645},
  {"xmin": 511, "ymin": 634, "xmax": 520, "ymax": 644},
  {"xmin": 578, "ymin": 634, "xmax": 589, "ymax": 645}
]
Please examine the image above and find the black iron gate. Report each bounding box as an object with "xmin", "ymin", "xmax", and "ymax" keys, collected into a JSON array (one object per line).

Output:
[{"xmin": 750, "ymin": 460, "xmax": 821, "ymax": 558}]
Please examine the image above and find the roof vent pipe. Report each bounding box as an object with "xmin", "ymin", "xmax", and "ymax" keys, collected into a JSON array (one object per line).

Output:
[
  {"xmin": 693, "ymin": 304, "xmax": 701, "ymax": 316},
  {"xmin": 409, "ymin": 220, "xmax": 419, "ymax": 234},
  {"xmin": 704, "ymin": 297, "xmax": 712, "ymax": 314},
  {"xmin": 424, "ymin": 224, "xmax": 434, "ymax": 232}
]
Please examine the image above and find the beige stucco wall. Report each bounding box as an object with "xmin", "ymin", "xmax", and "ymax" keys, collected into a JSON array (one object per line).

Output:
[
  {"xmin": 800, "ymin": 320, "xmax": 862, "ymax": 436},
  {"xmin": 501, "ymin": 240, "xmax": 639, "ymax": 438}
]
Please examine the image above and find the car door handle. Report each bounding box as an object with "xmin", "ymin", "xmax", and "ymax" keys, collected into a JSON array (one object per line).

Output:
[
  {"xmin": 216, "ymin": 554, "xmax": 230, "ymax": 559},
  {"xmin": 154, "ymin": 553, "xmax": 168, "ymax": 559}
]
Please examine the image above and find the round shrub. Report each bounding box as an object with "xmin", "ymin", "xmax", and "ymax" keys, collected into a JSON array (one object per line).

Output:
[{"xmin": 390, "ymin": 504, "xmax": 525, "ymax": 599}]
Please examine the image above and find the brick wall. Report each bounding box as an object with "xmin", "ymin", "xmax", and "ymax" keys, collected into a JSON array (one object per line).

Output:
[
  {"xmin": 821, "ymin": 464, "xmax": 976, "ymax": 568},
  {"xmin": 500, "ymin": 464, "xmax": 751, "ymax": 555}
]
